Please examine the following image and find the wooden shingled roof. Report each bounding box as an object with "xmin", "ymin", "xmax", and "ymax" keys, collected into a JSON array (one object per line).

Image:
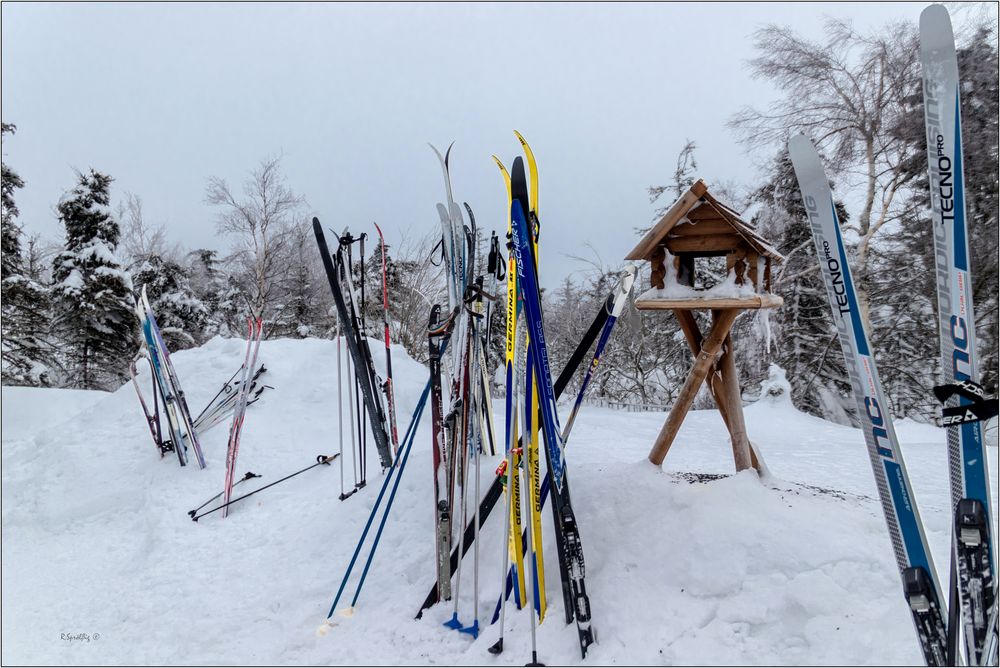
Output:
[{"xmin": 626, "ymin": 179, "xmax": 784, "ymax": 263}]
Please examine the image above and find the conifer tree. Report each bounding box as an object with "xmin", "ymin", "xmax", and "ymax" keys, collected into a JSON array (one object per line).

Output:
[
  {"xmin": 131, "ymin": 253, "xmax": 208, "ymax": 351},
  {"xmin": 2, "ymin": 123, "xmax": 58, "ymax": 386},
  {"xmin": 188, "ymin": 249, "xmax": 231, "ymax": 337},
  {"xmin": 750, "ymin": 148, "xmax": 853, "ymax": 422},
  {"xmin": 51, "ymin": 169, "xmax": 136, "ymax": 389}
]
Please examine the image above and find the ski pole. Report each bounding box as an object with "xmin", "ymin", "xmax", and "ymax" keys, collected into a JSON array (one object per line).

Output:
[
  {"xmin": 445, "ymin": 403, "xmax": 471, "ymax": 631},
  {"xmin": 521, "ymin": 438, "xmax": 542, "ymax": 667},
  {"xmin": 487, "ymin": 455, "xmax": 514, "ymax": 655},
  {"xmin": 193, "ymin": 364, "xmax": 244, "ymax": 424},
  {"xmin": 347, "ymin": 352, "xmax": 360, "ymax": 491},
  {"xmin": 188, "ymin": 471, "xmax": 261, "ymax": 517},
  {"xmin": 320, "ymin": 336, "xmax": 453, "ymax": 629},
  {"xmin": 346, "ymin": 386, "xmax": 426, "ymax": 611},
  {"xmin": 191, "ymin": 455, "xmax": 337, "ymax": 522},
  {"xmin": 493, "ymin": 268, "xmax": 635, "ymax": 609},
  {"xmin": 461, "ymin": 320, "xmax": 483, "ymax": 639},
  {"xmin": 336, "ymin": 323, "xmax": 355, "ymax": 501}
]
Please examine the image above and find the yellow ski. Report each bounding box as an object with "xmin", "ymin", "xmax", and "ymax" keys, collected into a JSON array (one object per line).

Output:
[
  {"xmin": 514, "ymin": 130, "xmax": 547, "ymax": 622},
  {"xmin": 492, "ymin": 155, "xmax": 528, "ymax": 610}
]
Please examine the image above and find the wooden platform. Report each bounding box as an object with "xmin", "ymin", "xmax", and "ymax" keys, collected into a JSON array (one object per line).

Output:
[{"xmin": 635, "ymin": 294, "xmax": 783, "ymax": 310}]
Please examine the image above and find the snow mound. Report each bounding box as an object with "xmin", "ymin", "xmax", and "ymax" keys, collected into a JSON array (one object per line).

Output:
[
  {"xmin": 757, "ymin": 364, "xmax": 794, "ymax": 407},
  {"xmin": 2, "ymin": 337, "xmax": 995, "ymax": 665},
  {"xmin": 1, "ymin": 386, "xmax": 109, "ymax": 442}
]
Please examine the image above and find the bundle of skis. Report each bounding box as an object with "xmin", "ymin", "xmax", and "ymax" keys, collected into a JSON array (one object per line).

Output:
[
  {"xmin": 131, "ymin": 287, "xmax": 271, "ymax": 469},
  {"xmin": 313, "ymin": 220, "xmax": 399, "ymax": 502},
  {"xmin": 787, "ymin": 7, "xmax": 997, "ymax": 665},
  {"xmin": 132, "ymin": 286, "xmax": 206, "ymax": 467},
  {"xmin": 423, "ymin": 141, "xmax": 504, "ymax": 644},
  {"xmin": 417, "ymin": 134, "xmax": 638, "ymax": 665}
]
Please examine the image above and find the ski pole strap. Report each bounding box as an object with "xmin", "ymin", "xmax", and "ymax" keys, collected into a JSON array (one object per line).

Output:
[
  {"xmin": 429, "ymin": 237, "xmax": 445, "ymax": 266},
  {"xmin": 463, "ymin": 279, "xmax": 496, "ymax": 306},
  {"xmin": 488, "ymin": 232, "xmax": 506, "ymax": 281},
  {"xmin": 934, "ymin": 380, "xmax": 992, "ymax": 404},
  {"xmin": 338, "ymin": 231, "xmax": 364, "ymax": 248}
]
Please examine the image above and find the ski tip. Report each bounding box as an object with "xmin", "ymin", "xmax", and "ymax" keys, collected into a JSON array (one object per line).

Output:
[
  {"xmin": 316, "ymin": 619, "xmax": 335, "ymax": 637},
  {"xmin": 920, "ymin": 3, "xmax": 950, "ymax": 28},
  {"xmin": 336, "ymin": 606, "xmax": 355, "ymax": 618},
  {"xmin": 787, "ymin": 133, "xmax": 814, "ymax": 154}
]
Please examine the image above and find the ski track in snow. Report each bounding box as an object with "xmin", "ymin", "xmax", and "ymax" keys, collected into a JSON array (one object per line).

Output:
[{"xmin": 1, "ymin": 336, "xmax": 997, "ymax": 665}]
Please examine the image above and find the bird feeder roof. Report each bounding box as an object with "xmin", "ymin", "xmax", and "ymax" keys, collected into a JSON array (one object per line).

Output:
[{"xmin": 626, "ymin": 179, "xmax": 784, "ymax": 263}]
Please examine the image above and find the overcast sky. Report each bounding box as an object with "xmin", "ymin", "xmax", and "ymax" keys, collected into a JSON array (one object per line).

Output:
[{"xmin": 2, "ymin": 2, "xmax": 943, "ymax": 285}]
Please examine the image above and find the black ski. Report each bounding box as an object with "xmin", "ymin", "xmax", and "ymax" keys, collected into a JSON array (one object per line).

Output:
[{"xmin": 313, "ymin": 218, "xmax": 393, "ymax": 470}]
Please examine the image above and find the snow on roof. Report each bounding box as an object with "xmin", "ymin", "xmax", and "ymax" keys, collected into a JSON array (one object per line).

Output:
[{"xmin": 627, "ymin": 179, "xmax": 783, "ymax": 263}]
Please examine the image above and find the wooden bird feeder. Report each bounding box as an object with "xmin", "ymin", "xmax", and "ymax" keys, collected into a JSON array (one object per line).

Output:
[{"xmin": 625, "ymin": 178, "xmax": 784, "ymax": 472}]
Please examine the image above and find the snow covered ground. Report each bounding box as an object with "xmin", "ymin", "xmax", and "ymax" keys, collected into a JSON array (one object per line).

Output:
[{"xmin": 1, "ymin": 337, "xmax": 997, "ymax": 665}]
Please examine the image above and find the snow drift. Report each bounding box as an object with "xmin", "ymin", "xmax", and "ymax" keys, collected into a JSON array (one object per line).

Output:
[{"xmin": 1, "ymin": 337, "xmax": 996, "ymax": 665}]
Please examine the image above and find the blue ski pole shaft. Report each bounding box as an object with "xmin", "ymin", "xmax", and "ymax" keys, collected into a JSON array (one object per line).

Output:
[
  {"xmin": 326, "ymin": 337, "xmax": 450, "ymax": 619},
  {"xmin": 326, "ymin": 379, "xmax": 430, "ymax": 619},
  {"xmin": 349, "ymin": 388, "xmax": 428, "ymax": 608}
]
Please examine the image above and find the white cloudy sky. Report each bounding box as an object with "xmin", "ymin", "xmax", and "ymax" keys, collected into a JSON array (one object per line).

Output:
[{"xmin": 1, "ymin": 2, "xmax": 963, "ymax": 285}]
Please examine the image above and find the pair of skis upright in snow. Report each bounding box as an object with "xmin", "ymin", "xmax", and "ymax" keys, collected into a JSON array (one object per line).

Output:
[
  {"xmin": 132, "ymin": 288, "xmax": 270, "ymax": 473},
  {"xmin": 313, "ymin": 219, "xmax": 396, "ymax": 477},
  {"xmin": 222, "ymin": 317, "xmax": 264, "ymax": 518},
  {"xmin": 133, "ymin": 286, "xmax": 206, "ymax": 468},
  {"xmin": 788, "ymin": 8, "xmax": 996, "ymax": 665},
  {"xmin": 484, "ymin": 133, "xmax": 636, "ymax": 661}
]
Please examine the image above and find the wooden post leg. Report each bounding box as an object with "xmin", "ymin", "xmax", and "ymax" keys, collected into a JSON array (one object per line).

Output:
[
  {"xmin": 675, "ymin": 311, "xmax": 733, "ymax": 428},
  {"xmin": 648, "ymin": 309, "xmax": 739, "ymax": 466},
  {"xmin": 675, "ymin": 310, "xmax": 760, "ymax": 471},
  {"xmin": 717, "ymin": 331, "xmax": 752, "ymax": 471}
]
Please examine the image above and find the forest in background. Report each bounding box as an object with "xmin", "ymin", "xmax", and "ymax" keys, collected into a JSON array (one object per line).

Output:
[{"xmin": 2, "ymin": 15, "xmax": 997, "ymax": 426}]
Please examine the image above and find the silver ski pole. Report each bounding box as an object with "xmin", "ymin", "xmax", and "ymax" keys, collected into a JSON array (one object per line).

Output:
[
  {"xmin": 521, "ymin": 402, "xmax": 541, "ymax": 667},
  {"xmin": 469, "ymin": 335, "xmax": 483, "ymax": 638},
  {"xmin": 445, "ymin": 405, "xmax": 471, "ymax": 630},
  {"xmin": 347, "ymin": 352, "xmax": 359, "ymax": 489},
  {"xmin": 337, "ymin": 322, "xmax": 347, "ymax": 500},
  {"xmin": 488, "ymin": 444, "xmax": 515, "ymax": 654}
]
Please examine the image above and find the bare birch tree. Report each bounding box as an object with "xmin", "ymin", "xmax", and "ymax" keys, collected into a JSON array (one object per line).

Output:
[
  {"xmin": 728, "ymin": 18, "xmax": 922, "ymax": 320},
  {"xmin": 205, "ymin": 156, "xmax": 304, "ymax": 321}
]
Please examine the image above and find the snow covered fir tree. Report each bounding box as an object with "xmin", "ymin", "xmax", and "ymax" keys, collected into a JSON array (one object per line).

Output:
[
  {"xmin": 1, "ymin": 3, "xmax": 997, "ymax": 666},
  {"xmin": 50, "ymin": 170, "xmax": 136, "ymax": 389}
]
